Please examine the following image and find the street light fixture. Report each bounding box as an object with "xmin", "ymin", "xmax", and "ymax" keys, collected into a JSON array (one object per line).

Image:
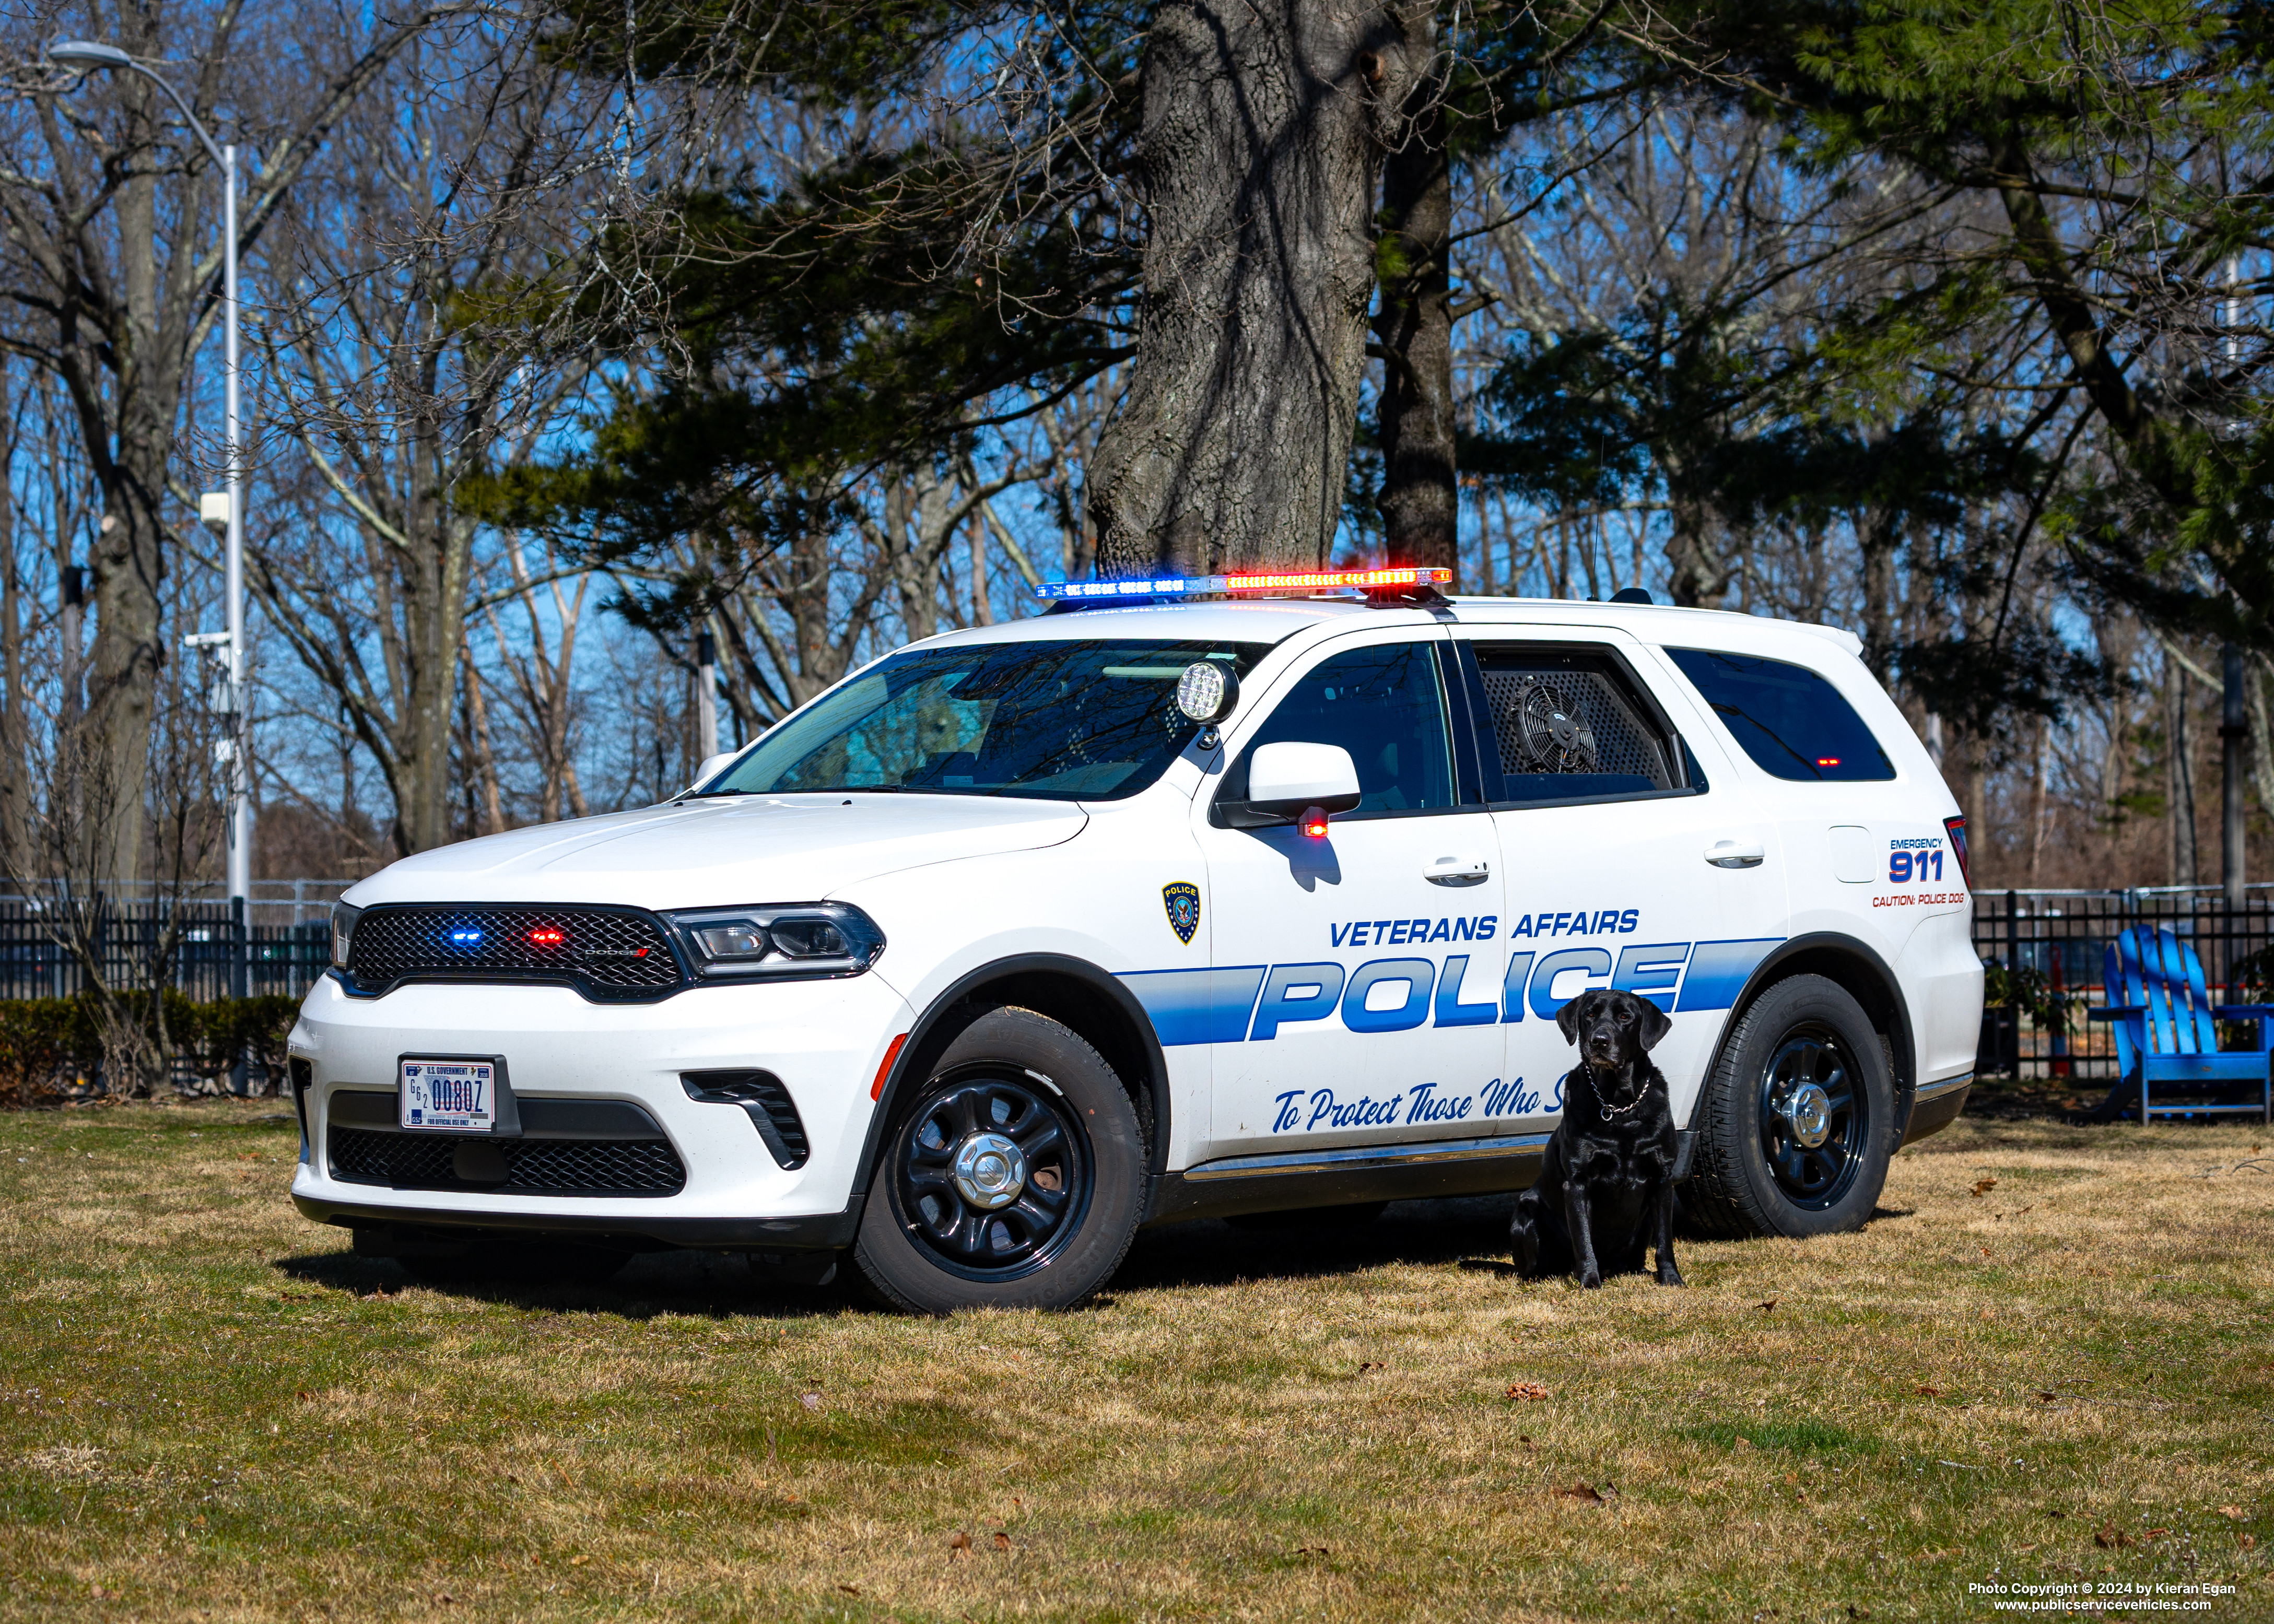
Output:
[{"xmin": 51, "ymin": 39, "xmax": 251, "ymax": 995}]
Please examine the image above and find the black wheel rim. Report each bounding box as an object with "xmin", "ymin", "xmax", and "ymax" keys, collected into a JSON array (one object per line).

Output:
[
  {"xmin": 1756, "ymin": 1023, "xmax": 1866, "ymax": 1210},
  {"xmin": 889, "ymin": 1073, "xmax": 1091, "ymax": 1282}
]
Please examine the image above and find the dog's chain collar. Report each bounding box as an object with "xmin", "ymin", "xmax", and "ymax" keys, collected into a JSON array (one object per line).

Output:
[{"xmin": 1584, "ymin": 1064, "xmax": 1648, "ymax": 1118}]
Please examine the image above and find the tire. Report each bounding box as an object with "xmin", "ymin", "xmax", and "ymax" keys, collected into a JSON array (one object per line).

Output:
[
  {"xmin": 852, "ymin": 1006, "xmax": 1145, "ymax": 1314},
  {"xmin": 1684, "ymin": 974, "xmax": 1896, "ymax": 1240}
]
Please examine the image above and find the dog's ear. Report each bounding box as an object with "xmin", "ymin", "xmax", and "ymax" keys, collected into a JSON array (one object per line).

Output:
[
  {"xmin": 1556, "ymin": 992, "xmax": 1590, "ymax": 1047},
  {"xmin": 1634, "ymin": 995, "xmax": 1672, "ymax": 1052}
]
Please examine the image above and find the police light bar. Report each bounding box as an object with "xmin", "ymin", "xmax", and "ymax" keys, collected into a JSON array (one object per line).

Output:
[{"xmin": 1033, "ymin": 566, "xmax": 1452, "ymax": 602}]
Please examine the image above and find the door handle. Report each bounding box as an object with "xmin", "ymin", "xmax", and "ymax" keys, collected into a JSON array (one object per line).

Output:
[
  {"xmin": 1425, "ymin": 855, "xmax": 1491, "ymax": 887},
  {"xmin": 1705, "ymin": 840, "xmax": 1765, "ymax": 869}
]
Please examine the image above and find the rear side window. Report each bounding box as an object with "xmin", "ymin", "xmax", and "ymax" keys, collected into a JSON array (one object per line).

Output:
[
  {"xmin": 1469, "ymin": 645, "xmax": 1683, "ymax": 804},
  {"xmin": 1666, "ymin": 648, "xmax": 1896, "ymax": 782}
]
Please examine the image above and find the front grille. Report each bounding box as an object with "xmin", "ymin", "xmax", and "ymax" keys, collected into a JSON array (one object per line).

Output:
[
  {"xmin": 343, "ymin": 905, "xmax": 685, "ymax": 1001},
  {"xmin": 329, "ymin": 1126, "xmax": 686, "ymax": 1196}
]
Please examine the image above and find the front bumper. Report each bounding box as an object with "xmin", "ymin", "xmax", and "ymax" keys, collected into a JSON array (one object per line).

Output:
[{"xmin": 287, "ymin": 972, "xmax": 916, "ymax": 1249}]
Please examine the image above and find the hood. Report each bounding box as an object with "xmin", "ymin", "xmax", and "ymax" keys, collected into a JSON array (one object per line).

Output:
[{"xmin": 345, "ymin": 794, "xmax": 1088, "ymax": 911}]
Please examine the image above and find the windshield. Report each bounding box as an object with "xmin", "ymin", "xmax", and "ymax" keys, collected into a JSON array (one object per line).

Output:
[{"xmin": 702, "ymin": 638, "xmax": 1271, "ymax": 802}]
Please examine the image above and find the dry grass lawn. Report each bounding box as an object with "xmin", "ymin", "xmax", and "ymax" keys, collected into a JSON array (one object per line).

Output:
[{"xmin": 0, "ymin": 1099, "xmax": 2268, "ymax": 1622}]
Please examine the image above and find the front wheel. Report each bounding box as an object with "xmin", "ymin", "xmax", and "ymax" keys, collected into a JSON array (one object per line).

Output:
[
  {"xmin": 1684, "ymin": 975, "xmax": 1895, "ymax": 1240},
  {"xmin": 852, "ymin": 1007, "xmax": 1145, "ymax": 1314}
]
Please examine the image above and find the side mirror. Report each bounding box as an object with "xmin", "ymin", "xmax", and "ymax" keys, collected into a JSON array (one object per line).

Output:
[{"xmin": 1221, "ymin": 742, "xmax": 1362, "ymax": 829}]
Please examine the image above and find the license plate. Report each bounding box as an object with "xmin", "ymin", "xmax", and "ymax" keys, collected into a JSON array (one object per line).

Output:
[{"xmin": 399, "ymin": 1058, "xmax": 495, "ymax": 1132}]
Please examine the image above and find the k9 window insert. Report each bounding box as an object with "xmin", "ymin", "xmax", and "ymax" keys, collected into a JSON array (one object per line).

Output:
[{"xmin": 1460, "ymin": 643, "xmax": 1703, "ymax": 807}]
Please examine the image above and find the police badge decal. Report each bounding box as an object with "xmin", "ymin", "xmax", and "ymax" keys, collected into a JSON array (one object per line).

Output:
[{"xmin": 1162, "ymin": 881, "xmax": 1201, "ymax": 946}]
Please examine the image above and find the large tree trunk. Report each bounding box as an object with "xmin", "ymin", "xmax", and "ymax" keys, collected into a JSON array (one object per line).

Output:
[
  {"xmin": 1374, "ymin": 46, "xmax": 1457, "ymax": 578},
  {"xmin": 1089, "ymin": 0, "xmax": 1427, "ymax": 574}
]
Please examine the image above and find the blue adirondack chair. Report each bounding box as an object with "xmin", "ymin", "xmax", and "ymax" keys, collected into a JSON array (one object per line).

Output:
[{"xmin": 2088, "ymin": 925, "xmax": 2273, "ymax": 1124}]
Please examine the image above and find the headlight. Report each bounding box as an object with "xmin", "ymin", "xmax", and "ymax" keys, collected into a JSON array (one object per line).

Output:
[
  {"xmin": 330, "ymin": 902, "xmax": 362, "ymax": 969},
  {"xmin": 692, "ymin": 921, "xmax": 769, "ymax": 961},
  {"xmin": 665, "ymin": 902, "xmax": 884, "ymax": 980}
]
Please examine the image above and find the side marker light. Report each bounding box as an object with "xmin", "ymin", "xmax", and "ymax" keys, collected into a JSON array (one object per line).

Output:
[
  {"xmin": 1300, "ymin": 806, "xmax": 1331, "ymax": 839},
  {"xmin": 871, "ymin": 1032, "xmax": 909, "ymax": 1101}
]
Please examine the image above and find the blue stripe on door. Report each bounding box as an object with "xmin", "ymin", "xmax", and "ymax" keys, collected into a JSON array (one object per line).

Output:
[
  {"xmin": 1118, "ymin": 966, "xmax": 1268, "ymax": 1046},
  {"xmin": 1674, "ymin": 939, "xmax": 1783, "ymax": 1011}
]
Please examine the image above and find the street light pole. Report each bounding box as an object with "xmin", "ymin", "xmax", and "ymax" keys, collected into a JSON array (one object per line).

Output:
[
  {"xmin": 222, "ymin": 138, "xmax": 248, "ymax": 985},
  {"xmin": 50, "ymin": 40, "xmax": 250, "ymax": 994}
]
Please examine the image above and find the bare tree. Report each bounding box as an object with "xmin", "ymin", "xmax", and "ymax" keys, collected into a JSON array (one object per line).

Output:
[
  {"xmin": 0, "ymin": 0, "xmax": 463, "ymax": 875},
  {"xmin": 249, "ymin": 16, "xmax": 614, "ymax": 853}
]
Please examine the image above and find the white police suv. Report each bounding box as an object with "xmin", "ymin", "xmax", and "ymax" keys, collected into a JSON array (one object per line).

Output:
[{"xmin": 289, "ymin": 568, "xmax": 1982, "ymax": 1311}]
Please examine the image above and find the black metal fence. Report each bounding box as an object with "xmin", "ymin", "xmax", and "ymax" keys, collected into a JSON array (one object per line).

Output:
[
  {"xmin": 0, "ymin": 901, "xmax": 332, "ymax": 1003},
  {"xmin": 3, "ymin": 880, "xmax": 2268, "ymax": 1085},
  {"xmin": 1971, "ymin": 886, "xmax": 2274, "ymax": 1081}
]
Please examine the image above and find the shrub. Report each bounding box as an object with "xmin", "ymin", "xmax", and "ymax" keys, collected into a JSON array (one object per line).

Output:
[{"xmin": 0, "ymin": 994, "xmax": 301, "ymax": 1104}]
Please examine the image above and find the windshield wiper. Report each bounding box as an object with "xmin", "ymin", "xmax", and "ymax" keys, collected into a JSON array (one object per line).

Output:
[{"xmin": 675, "ymin": 787, "xmax": 752, "ymax": 801}]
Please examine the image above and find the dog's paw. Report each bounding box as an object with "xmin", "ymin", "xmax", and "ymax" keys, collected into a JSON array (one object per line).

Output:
[
  {"xmin": 1578, "ymin": 1270, "xmax": 1603, "ymax": 1290},
  {"xmin": 1656, "ymin": 1269, "xmax": 1686, "ymax": 1288}
]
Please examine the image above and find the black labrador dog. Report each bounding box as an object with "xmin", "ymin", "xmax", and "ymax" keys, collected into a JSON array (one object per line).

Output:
[{"xmin": 1509, "ymin": 988, "xmax": 1685, "ymax": 1289}]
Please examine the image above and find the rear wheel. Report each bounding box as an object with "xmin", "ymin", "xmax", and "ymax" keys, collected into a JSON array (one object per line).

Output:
[
  {"xmin": 1685, "ymin": 975, "xmax": 1895, "ymax": 1239},
  {"xmin": 853, "ymin": 1007, "xmax": 1145, "ymax": 1314}
]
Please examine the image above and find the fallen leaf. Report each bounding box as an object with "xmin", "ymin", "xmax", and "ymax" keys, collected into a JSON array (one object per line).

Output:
[
  {"xmin": 2037, "ymin": 1391, "xmax": 2057, "ymax": 1403},
  {"xmin": 434, "ymin": 1594, "xmax": 453, "ymax": 1606},
  {"xmin": 2094, "ymin": 1522, "xmax": 2134, "ymax": 1549},
  {"xmin": 1979, "ymin": 1246, "xmax": 1992, "ymax": 1257},
  {"xmin": 1554, "ymin": 1482, "xmax": 1615, "ymax": 1503},
  {"xmin": 1848, "ymin": 1607, "xmax": 1872, "ymax": 1620},
  {"xmin": 1756, "ymin": 1298, "xmax": 1778, "ymax": 1314},
  {"xmin": 2144, "ymin": 1527, "xmax": 2170, "ymax": 1540},
  {"xmin": 1916, "ymin": 1385, "xmax": 1941, "ymax": 1397},
  {"xmin": 569, "ymin": 1554, "xmax": 591, "ymax": 1567},
  {"xmin": 89, "ymin": 1587, "xmax": 105, "ymax": 1601},
  {"xmin": 800, "ymin": 1392, "xmax": 822, "ymax": 1411},
  {"xmin": 1295, "ymin": 1545, "xmax": 1330, "ymax": 1557},
  {"xmin": 1732, "ymin": 1436, "xmax": 1754, "ymax": 1450},
  {"xmin": 2014, "ymin": 1544, "xmax": 2038, "ymax": 1553},
  {"xmin": 2219, "ymin": 1505, "xmax": 2247, "ymax": 1520},
  {"xmin": 1517, "ymin": 1434, "xmax": 1533, "ymax": 1444},
  {"xmin": 993, "ymin": 1532, "xmax": 1010, "ymax": 1551},
  {"xmin": 948, "ymin": 1532, "xmax": 972, "ymax": 1556},
  {"xmin": 837, "ymin": 1584, "xmax": 861, "ymax": 1596},
  {"xmin": 1973, "ymin": 1178, "xmax": 1997, "ymax": 1196},
  {"xmin": 2242, "ymin": 1534, "xmax": 2256, "ymax": 1550},
  {"xmin": 1505, "ymin": 1382, "xmax": 1550, "ymax": 1402}
]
